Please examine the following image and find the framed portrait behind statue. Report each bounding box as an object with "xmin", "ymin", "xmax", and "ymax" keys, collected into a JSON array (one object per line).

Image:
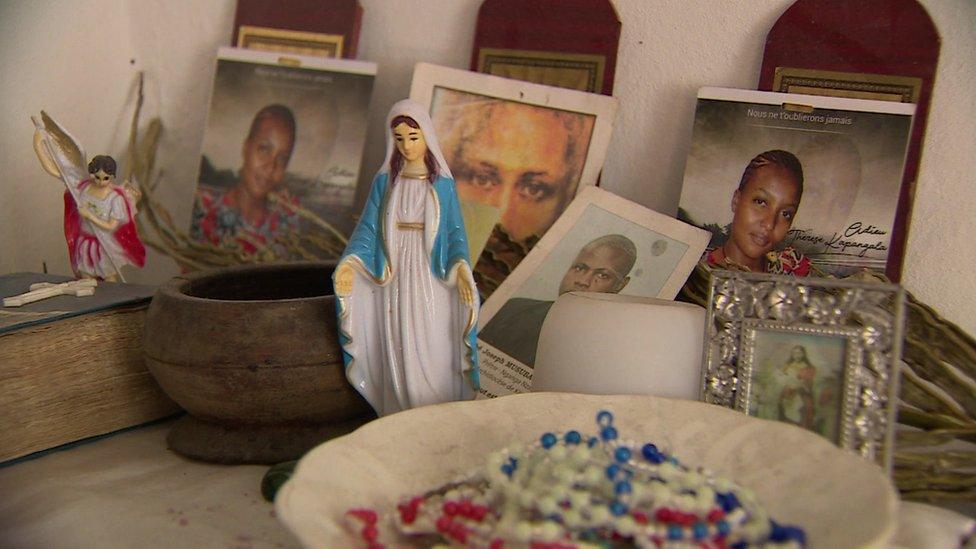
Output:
[
  {"xmin": 410, "ymin": 63, "xmax": 618, "ymax": 300},
  {"xmin": 189, "ymin": 47, "xmax": 376, "ymax": 263}
]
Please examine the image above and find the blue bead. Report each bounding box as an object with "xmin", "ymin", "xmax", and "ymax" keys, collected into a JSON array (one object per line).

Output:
[
  {"xmin": 614, "ymin": 480, "xmax": 632, "ymax": 495},
  {"xmin": 541, "ymin": 432, "xmax": 557, "ymax": 449},
  {"xmin": 641, "ymin": 443, "xmax": 658, "ymax": 458},
  {"xmin": 641, "ymin": 443, "xmax": 664, "ymax": 464},
  {"xmin": 609, "ymin": 501, "xmax": 628, "ymax": 516},
  {"xmin": 605, "ymin": 464, "xmax": 620, "ymax": 480},
  {"xmin": 693, "ymin": 522, "xmax": 708, "ymax": 540},
  {"xmin": 564, "ymin": 430, "xmax": 582, "ymax": 444},
  {"xmin": 715, "ymin": 492, "xmax": 740, "ymax": 513},
  {"xmin": 667, "ymin": 524, "xmax": 683, "ymax": 540},
  {"xmin": 596, "ymin": 410, "xmax": 614, "ymax": 426},
  {"xmin": 600, "ymin": 426, "xmax": 618, "ymax": 441},
  {"xmin": 587, "ymin": 436, "xmax": 599, "ymax": 448},
  {"xmin": 730, "ymin": 543, "xmax": 747, "ymax": 549},
  {"xmin": 614, "ymin": 447, "xmax": 631, "ymax": 463},
  {"xmin": 768, "ymin": 520, "xmax": 806, "ymax": 544},
  {"xmin": 716, "ymin": 520, "xmax": 730, "ymax": 536},
  {"xmin": 501, "ymin": 464, "xmax": 513, "ymax": 476}
]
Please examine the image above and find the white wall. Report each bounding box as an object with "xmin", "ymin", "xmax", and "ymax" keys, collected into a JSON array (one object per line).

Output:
[{"xmin": 1, "ymin": 0, "xmax": 973, "ymax": 334}]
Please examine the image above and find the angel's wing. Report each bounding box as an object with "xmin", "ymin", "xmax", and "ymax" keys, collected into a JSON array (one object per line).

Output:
[{"xmin": 32, "ymin": 111, "xmax": 88, "ymax": 188}]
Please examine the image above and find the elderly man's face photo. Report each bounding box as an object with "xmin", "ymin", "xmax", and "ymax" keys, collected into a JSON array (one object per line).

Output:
[{"xmin": 434, "ymin": 94, "xmax": 595, "ymax": 244}]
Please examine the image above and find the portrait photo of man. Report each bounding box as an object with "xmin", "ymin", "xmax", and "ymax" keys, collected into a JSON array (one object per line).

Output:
[
  {"xmin": 431, "ymin": 89, "xmax": 596, "ymax": 298},
  {"xmin": 478, "ymin": 234, "xmax": 636, "ymax": 367}
]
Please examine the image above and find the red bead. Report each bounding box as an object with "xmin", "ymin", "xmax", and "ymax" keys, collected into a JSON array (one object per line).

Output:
[
  {"xmin": 632, "ymin": 510, "xmax": 649, "ymax": 524},
  {"xmin": 443, "ymin": 501, "xmax": 459, "ymax": 516},
  {"xmin": 397, "ymin": 503, "xmax": 418, "ymax": 524},
  {"xmin": 451, "ymin": 524, "xmax": 468, "ymax": 543},
  {"xmin": 490, "ymin": 538, "xmax": 505, "ymax": 549},
  {"xmin": 346, "ymin": 508, "xmax": 378, "ymax": 524},
  {"xmin": 367, "ymin": 543, "xmax": 384, "ymax": 549},
  {"xmin": 459, "ymin": 500, "xmax": 474, "ymax": 517},
  {"xmin": 655, "ymin": 508, "xmax": 673, "ymax": 522},
  {"xmin": 361, "ymin": 525, "xmax": 378, "ymax": 541},
  {"xmin": 707, "ymin": 509, "xmax": 725, "ymax": 523},
  {"xmin": 471, "ymin": 505, "xmax": 488, "ymax": 521},
  {"xmin": 436, "ymin": 516, "xmax": 452, "ymax": 533}
]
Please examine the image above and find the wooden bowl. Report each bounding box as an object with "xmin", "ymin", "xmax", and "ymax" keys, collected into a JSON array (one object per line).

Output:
[{"xmin": 144, "ymin": 261, "xmax": 373, "ymax": 464}]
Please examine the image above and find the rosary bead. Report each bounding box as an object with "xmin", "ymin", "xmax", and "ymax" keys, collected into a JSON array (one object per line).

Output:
[
  {"xmin": 541, "ymin": 433, "xmax": 557, "ymax": 449},
  {"xmin": 548, "ymin": 445, "xmax": 568, "ymax": 461},
  {"xmin": 609, "ymin": 500, "xmax": 628, "ymax": 516},
  {"xmin": 589, "ymin": 505, "xmax": 610, "ymax": 524},
  {"xmin": 641, "ymin": 443, "xmax": 664, "ymax": 464},
  {"xmin": 372, "ymin": 409, "xmax": 805, "ymax": 547}
]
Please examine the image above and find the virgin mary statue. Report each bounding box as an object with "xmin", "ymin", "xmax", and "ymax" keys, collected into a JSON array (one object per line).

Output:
[{"xmin": 333, "ymin": 99, "xmax": 479, "ymax": 416}]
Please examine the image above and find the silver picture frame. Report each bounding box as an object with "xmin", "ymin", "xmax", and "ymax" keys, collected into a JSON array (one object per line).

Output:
[{"xmin": 701, "ymin": 270, "xmax": 905, "ymax": 471}]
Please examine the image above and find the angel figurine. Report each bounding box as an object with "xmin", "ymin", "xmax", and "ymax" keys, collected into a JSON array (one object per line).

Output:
[
  {"xmin": 32, "ymin": 112, "xmax": 145, "ymax": 282},
  {"xmin": 334, "ymin": 99, "xmax": 479, "ymax": 416}
]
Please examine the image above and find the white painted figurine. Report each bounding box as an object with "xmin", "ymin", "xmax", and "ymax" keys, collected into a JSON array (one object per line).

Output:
[
  {"xmin": 334, "ymin": 99, "xmax": 479, "ymax": 416},
  {"xmin": 32, "ymin": 113, "xmax": 145, "ymax": 282}
]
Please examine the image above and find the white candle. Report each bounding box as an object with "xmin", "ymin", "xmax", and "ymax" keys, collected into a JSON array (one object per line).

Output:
[{"xmin": 532, "ymin": 292, "xmax": 705, "ymax": 400}]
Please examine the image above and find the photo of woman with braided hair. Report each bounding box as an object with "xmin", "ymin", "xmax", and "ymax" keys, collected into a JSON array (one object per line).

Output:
[{"xmin": 704, "ymin": 149, "xmax": 811, "ymax": 275}]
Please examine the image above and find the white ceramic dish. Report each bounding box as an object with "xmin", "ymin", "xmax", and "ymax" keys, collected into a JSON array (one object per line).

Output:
[{"xmin": 276, "ymin": 392, "xmax": 898, "ymax": 547}]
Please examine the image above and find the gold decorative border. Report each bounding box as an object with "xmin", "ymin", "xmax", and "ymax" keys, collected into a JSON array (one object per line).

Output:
[
  {"xmin": 477, "ymin": 47, "xmax": 605, "ymax": 94},
  {"xmin": 237, "ymin": 25, "xmax": 344, "ymax": 59},
  {"xmin": 772, "ymin": 67, "xmax": 921, "ymax": 103}
]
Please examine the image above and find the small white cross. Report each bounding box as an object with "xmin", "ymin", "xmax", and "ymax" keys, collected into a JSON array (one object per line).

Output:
[{"xmin": 3, "ymin": 279, "xmax": 98, "ymax": 307}]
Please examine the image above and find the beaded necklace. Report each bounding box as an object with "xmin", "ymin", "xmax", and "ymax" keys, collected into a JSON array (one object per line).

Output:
[{"xmin": 345, "ymin": 410, "xmax": 806, "ymax": 548}]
